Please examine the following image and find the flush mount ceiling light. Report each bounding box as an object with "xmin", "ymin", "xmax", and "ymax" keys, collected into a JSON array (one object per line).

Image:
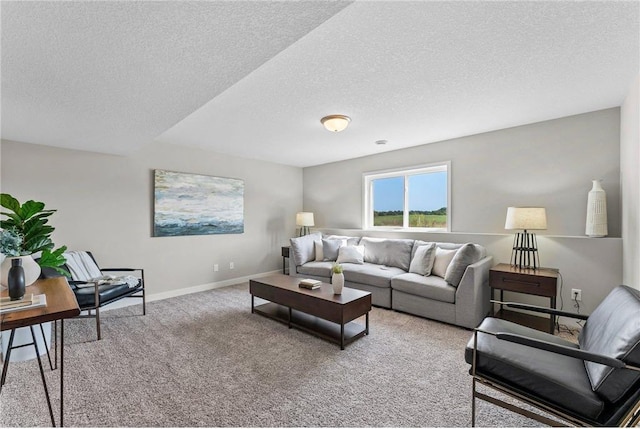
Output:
[{"xmin": 320, "ymin": 115, "xmax": 351, "ymax": 132}]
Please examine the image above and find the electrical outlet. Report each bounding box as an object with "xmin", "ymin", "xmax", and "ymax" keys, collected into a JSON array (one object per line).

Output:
[
  {"xmin": 214, "ymin": 264, "xmax": 219, "ymax": 272},
  {"xmin": 230, "ymin": 262, "xmax": 234, "ymax": 269},
  {"xmin": 571, "ymin": 288, "xmax": 582, "ymax": 301}
]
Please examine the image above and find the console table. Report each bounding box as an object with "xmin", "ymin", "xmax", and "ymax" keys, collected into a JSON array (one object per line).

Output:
[
  {"xmin": 489, "ymin": 263, "xmax": 559, "ymax": 334},
  {"xmin": 0, "ymin": 277, "xmax": 80, "ymax": 426}
]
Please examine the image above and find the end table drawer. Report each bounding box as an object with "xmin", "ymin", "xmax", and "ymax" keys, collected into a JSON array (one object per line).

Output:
[{"xmin": 490, "ymin": 271, "xmax": 556, "ymax": 297}]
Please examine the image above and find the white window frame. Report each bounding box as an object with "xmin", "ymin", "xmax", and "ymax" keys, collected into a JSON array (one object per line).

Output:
[{"xmin": 363, "ymin": 161, "xmax": 451, "ymax": 232}]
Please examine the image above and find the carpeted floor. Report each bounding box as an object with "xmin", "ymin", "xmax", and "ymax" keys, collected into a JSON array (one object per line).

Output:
[{"xmin": 0, "ymin": 282, "xmax": 551, "ymax": 427}]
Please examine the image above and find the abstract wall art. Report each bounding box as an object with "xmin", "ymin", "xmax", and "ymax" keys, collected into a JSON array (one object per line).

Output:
[{"xmin": 153, "ymin": 169, "xmax": 244, "ymax": 237}]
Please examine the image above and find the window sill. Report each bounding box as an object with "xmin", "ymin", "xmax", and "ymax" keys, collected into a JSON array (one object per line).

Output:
[{"xmin": 365, "ymin": 227, "xmax": 449, "ymax": 233}]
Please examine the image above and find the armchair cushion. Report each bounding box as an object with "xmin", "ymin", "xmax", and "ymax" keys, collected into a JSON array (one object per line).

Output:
[
  {"xmin": 72, "ymin": 281, "xmax": 139, "ymax": 308},
  {"xmin": 578, "ymin": 285, "xmax": 640, "ymax": 402},
  {"xmin": 465, "ymin": 317, "xmax": 604, "ymax": 420}
]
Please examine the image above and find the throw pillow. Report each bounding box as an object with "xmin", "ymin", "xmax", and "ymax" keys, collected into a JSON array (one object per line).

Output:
[
  {"xmin": 431, "ymin": 247, "xmax": 458, "ymax": 278},
  {"xmin": 337, "ymin": 245, "xmax": 365, "ymax": 264},
  {"xmin": 314, "ymin": 240, "xmax": 324, "ymax": 262},
  {"xmin": 444, "ymin": 243, "xmax": 482, "ymax": 287},
  {"xmin": 408, "ymin": 243, "xmax": 437, "ymax": 276},
  {"xmin": 290, "ymin": 232, "xmax": 322, "ymax": 266},
  {"xmin": 322, "ymin": 239, "xmax": 344, "ymax": 261}
]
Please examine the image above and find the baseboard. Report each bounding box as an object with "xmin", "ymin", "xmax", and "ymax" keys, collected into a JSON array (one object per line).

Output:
[{"xmin": 98, "ymin": 270, "xmax": 281, "ymax": 313}]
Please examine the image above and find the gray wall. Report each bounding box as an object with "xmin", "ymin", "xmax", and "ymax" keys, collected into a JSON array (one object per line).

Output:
[
  {"xmin": 304, "ymin": 109, "xmax": 623, "ymax": 317},
  {"xmin": 0, "ymin": 140, "xmax": 302, "ymax": 297},
  {"xmin": 621, "ymin": 73, "xmax": 640, "ymax": 290}
]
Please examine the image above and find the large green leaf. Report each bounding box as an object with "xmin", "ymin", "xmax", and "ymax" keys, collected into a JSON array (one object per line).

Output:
[
  {"xmin": 24, "ymin": 236, "xmax": 53, "ymax": 253},
  {"xmin": 20, "ymin": 201, "xmax": 47, "ymax": 220},
  {"xmin": 38, "ymin": 246, "xmax": 70, "ymax": 277},
  {"xmin": 0, "ymin": 218, "xmax": 19, "ymax": 229},
  {"xmin": 0, "ymin": 194, "xmax": 21, "ymax": 215}
]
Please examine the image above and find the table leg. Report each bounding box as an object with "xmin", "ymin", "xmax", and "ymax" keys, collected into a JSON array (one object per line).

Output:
[
  {"xmin": 340, "ymin": 323, "xmax": 345, "ymax": 350},
  {"xmin": 550, "ymin": 296, "xmax": 557, "ymax": 334},
  {"xmin": 0, "ymin": 329, "xmax": 16, "ymax": 391},
  {"xmin": 40, "ymin": 324, "xmax": 54, "ymax": 371},
  {"xmin": 288, "ymin": 307, "xmax": 292, "ymax": 329},
  {"xmin": 61, "ymin": 319, "xmax": 65, "ymax": 427},
  {"xmin": 30, "ymin": 325, "xmax": 55, "ymax": 427},
  {"xmin": 282, "ymin": 256, "xmax": 285, "ymax": 274},
  {"xmin": 251, "ymin": 295, "xmax": 254, "ymax": 314},
  {"xmin": 365, "ymin": 312, "xmax": 369, "ymax": 335}
]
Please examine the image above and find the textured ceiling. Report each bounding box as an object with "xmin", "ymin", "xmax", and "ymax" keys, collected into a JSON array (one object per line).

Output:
[{"xmin": 2, "ymin": 1, "xmax": 639, "ymax": 167}]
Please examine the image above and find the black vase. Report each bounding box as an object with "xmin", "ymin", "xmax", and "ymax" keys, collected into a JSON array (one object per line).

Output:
[{"xmin": 8, "ymin": 258, "xmax": 26, "ymax": 301}]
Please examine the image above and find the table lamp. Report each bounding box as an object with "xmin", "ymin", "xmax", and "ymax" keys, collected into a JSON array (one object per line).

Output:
[
  {"xmin": 296, "ymin": 212, "xmax": 314, "ymax": 236},
  {"xmin": 505, "ymin": 207, "xmax": 547, "ymax": 269}
]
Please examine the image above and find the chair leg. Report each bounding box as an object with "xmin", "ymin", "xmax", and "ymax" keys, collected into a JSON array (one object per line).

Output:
[
  {"xmin": 471, "ymin": 378, "xmax": 476, "ymax": 427},
  {"xmin": 95, "ymin": 306, "xmax": 101, "ymax": 341}
]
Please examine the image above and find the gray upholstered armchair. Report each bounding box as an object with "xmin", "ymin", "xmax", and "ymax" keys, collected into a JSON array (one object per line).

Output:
[{"xmin": 465, "ymin": 285, "xmax": 640, "ymax": 427}]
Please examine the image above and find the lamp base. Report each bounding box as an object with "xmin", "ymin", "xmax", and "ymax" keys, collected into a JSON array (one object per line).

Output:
[
  {"xmin": 299, "ymin": 226, "xmax": 310, "ymax": 237},
  {"xmin": 510, "ymin": 231, "xmax": 540, "ymax": 269}
]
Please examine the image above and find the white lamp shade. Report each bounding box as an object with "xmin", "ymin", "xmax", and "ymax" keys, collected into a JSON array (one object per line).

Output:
[
  {"xmin": 505, "ymin": 207, "xmax": 547, "ymax": 230},
  {"xmin": 321, "ymin": 115, "xmax": 350, "ymax": 132},
  {"xmin": 296, "ymin": 212, "xmax": 314, "ymax": 227}
]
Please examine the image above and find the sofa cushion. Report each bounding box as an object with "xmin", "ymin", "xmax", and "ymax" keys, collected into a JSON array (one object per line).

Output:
[
  {"xmin": 296, "ymin": 261, "xmax": 333, "ymax": 278},
  {"xmin": 325, "ymin": 235, "xmax": 361, "ymax": 246},
  {"xmin": 432, "ymin": 247, "xmax": 458, "ymax": 278},
  {"xmin": 290, "ymin": 232, "xmax": 322, "ymax": 266},
  {"xmin": 408, "ymin": 243, "xmax": 437, "ymax": 276},
  {"xmin": 578, "ymin": 285, "xmax": 640, "ymax": 403},
  {"xmin": 342, "ymin": 262, "xmax": 405, "ymax": 289},
  {"xmin": 322, "ymin": 238, "xmax": 344, "ymax": 261},
  {"xmin": 337, "ymin": 245, "xmax": 365, "ymax": 264},
  {"xmin": 466, "ymin": 317, "xmax": 604, "ymax": 421},
  {"xmin": 444, "ymin": 243, "xmax": 483, "ymax": 287},
  {"xmin": 391, "ymin": 273, "xmax": 456, "ymax": 303},
  {"xmin": 360, "ymin": 237, "xmax": 414, "ymax": 271}
]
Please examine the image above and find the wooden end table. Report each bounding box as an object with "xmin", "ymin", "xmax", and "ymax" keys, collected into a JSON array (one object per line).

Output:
[
  {"xmin": 489, "ymin": 263, "xmax": 559, "ymax": 334},
  {"xmin": 1, "ymin": 277, "xmax": 80, "ymax": 426}
]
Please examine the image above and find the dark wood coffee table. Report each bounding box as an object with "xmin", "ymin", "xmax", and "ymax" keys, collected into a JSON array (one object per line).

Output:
[{"xmin": 250, "ymin": 274, "xmax": 371, "ymax": 349}]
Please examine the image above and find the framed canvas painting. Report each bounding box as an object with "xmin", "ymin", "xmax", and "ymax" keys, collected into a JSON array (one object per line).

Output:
[{"xmin": 153, "ymin": 169, "xmax": 244, "ymax": 237}]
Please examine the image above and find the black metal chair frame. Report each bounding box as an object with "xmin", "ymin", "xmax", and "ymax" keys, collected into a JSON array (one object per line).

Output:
[
  {"xmin": 470, "ymin": 301, "xmax": 640, "ymax": 427},
  {"xmin": 71, "ymin": 266, "xmax": 146, "ymax": 340},
  {"xmin": 40, "ymin": 251, "xmax": 147, "ymax": 341}
]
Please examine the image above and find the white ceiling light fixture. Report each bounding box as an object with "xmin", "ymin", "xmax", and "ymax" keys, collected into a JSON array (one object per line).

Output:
[{"xmin": 321, "ymin": 114, "xmax": 351, "ymax": 132}]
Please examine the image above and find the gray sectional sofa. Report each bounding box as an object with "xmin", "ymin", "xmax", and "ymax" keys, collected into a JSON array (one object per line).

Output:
[{"xmin": 288, "ymin": 232, "xmax": 493, "ymax": 329}]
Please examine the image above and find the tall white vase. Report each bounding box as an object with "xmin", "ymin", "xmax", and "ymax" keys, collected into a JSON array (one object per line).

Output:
[
  {"xmin": 331, "ymin": 272, "xmax": 344, "ymax": 295},
  {"xmin": 586, "ymin": 180, "xmax": 608, "ymax": 237},
  {"xmin": 0, "ymin": 255, "xmax": 41, "ymax": 287}
]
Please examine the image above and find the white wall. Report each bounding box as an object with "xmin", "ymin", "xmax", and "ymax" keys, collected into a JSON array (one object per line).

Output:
[
  {"xmin": 304, "ymin": 109, "xmax": 623, "ymax": 316},
  {"xmin": 0, "ymin": 140, "xmax": 302, "ymax": 297},
  {"xmin": 621, "ymin": 73, "xmax": 640, "ymax": 290}
]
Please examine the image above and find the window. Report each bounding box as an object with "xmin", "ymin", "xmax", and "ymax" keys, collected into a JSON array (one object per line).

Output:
[{"xmin": 363, "ymin": 162, "xmax": 450, "ymax": 231}]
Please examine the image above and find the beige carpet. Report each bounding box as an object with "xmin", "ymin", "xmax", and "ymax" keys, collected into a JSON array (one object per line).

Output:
[{"xmin": 0, "ymin": 282, "xmax": 552, "ymax": 427}]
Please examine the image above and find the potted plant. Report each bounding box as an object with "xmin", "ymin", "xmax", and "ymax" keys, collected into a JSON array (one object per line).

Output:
[
  {"xmin": 0, "ymin": 193, "xmax": 68, "ymax": 286},
  {"xmin": 331, "ymin": 262, "xmax": 344, "ymax": 295}
]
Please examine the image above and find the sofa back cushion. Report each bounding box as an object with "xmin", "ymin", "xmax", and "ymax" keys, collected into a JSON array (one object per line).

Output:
[
  {"xmin": 360, "ymin": 237, "xmax": 414, "ymax": 271},
  {"xmin": 325, "ymin": 235, "xmax": 361, "ymax": 246},
  {"xmin": 578, "ymin": 285, "xmax": 640, "ymax": 403},
  {"xmin": 290, "ymin": 232, "xmax": 322, "ymax": 266},
  {"xmin": 444, "ymin": 243, "xmax": 484, "ymax": 287}
]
